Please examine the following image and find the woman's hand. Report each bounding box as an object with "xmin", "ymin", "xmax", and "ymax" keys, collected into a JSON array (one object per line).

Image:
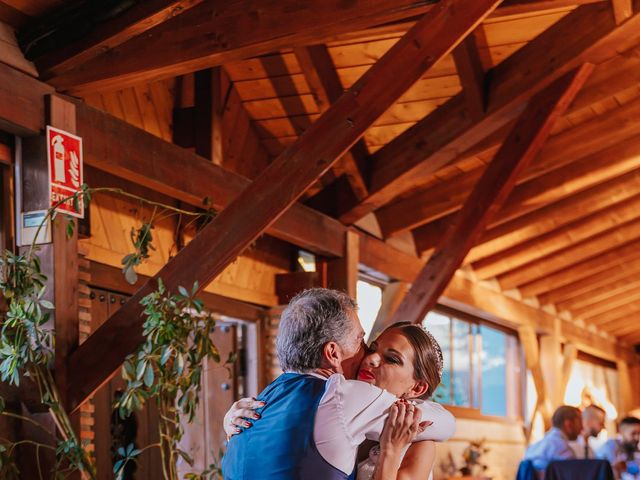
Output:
[
  {"xmin": 223, "ymin": 397, "xmax": 265, "ymax": 438},
  {"xmin": 380, "ymin": 400, "xmax": 422, "ymax": 456},
  {"xmin": 374, "ymin": 399, "xmax": 428, "ymax": 480}
]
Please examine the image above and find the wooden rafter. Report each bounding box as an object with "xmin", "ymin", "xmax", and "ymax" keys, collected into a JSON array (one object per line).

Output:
[
  {"xmin": 35, "ymin": 0, "xmax": 205, "ymax": 78},
  {"xmin": 66, "ymin": 0, "xmax": 504, "ymax": 411},
  {"xmin": 574, "ymin": 288, "xmax": 640, "ymax": 321},
  {"xmin": 556, "ymin": 272, "xmax": 640, "ymax": 311},
  {"xmin": 337, "ymin": 3, "xmax": 640, "ymax": 224},
  {"xmin": 294, "ymin": 45, "xmax": 371, "ymax": 208},
  {"xmin": 452, "ymin": 33, "xmax": 486, "ymax": 121},
  {"xmin": 387, "ymin": 65, "xmax": 592, "ymax": 326},
  {"xmin": 519, "ymin": 239, "xmax": 640, "ymax": 297},
  {"xmin": 45, "ymin": 0, "xmax": 438, "ymax": 94},
  {"xmin": 472, "ymin": 193, "xmax": 640, "ymax": 279},
  {"xmin": 497, "ymin": 218, "xmax": 640, "ymax": 290},
  {"xmin": 379, "ymin": 94, "xmax": 640, "ymax": 237},
  {"xmin": 413, "ymin": 129, "xmax": 640, "ymax": 259}
]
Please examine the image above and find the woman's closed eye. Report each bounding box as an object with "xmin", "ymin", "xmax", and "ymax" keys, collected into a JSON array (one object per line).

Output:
[{"xmin": 384, "ymin": 354, "xmax": 402, "ymax": 365}]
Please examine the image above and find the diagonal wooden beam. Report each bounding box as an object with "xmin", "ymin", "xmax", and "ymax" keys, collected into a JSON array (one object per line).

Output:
[
  {"xmin": 452, "ymin": 33, "xmax": 486, "ymax": 121},
  {"xmin": 388, "ymin": 65, "xmax": 592, "ymax": 325},
  {"xmin": 294, "ymin": 44, "xmax": 371, "ymax": 208},
  {"xmin": 66, "ymin": 0, "xmax": 503, "ymax": 411},
  {"xmin": 337, "ymin": 3, "xmax": 640, "ymax": 224},
  {"xmin": 33, "ymin": 0, "xmax": 205, "ymax": 78},
  {"xmin": 379, "ymin": 94, "xmax": 640, "ymax": 237},
  {"xmin": 411, "ymin": 130, "xmax": 640, "ymax": 256},
  {"xmin": 46, "ymin": 0, "xmax": 438, "ymax": 94}
]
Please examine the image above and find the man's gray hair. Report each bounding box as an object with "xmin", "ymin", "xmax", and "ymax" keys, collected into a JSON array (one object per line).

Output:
[{"xmin": 276, "ymin": 288, "xmax": 358, "ymax": 373}]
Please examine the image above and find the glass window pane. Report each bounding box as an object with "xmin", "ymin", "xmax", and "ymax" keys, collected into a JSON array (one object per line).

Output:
[
  {"xmin": 424, "ymin": 312, "xmax": 451, "ymax": 404},
  {"xmin": 452, "ymin": 319, "xmax": 471, "ymax": 407},
  {"xmin": 357, "ymin": 281, "xmax": 382, "ymax": 341},
  {"xmin": 480, "ymin": 325, "xmax": 507, "ymax": 416}
]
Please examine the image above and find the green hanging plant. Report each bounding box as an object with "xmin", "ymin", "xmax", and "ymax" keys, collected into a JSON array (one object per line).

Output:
[{"xmin": 0, "ymin": 183, "xmax": 223, "ymax": 479}]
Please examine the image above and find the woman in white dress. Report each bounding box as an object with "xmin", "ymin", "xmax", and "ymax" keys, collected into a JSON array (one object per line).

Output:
[
  {"xmin": 225, "ymin": 321, "xmax": 446, "ymax": 479},
  {"xmin": 353, "ymin": 322, "xmax": 443, "ymax": 480}
]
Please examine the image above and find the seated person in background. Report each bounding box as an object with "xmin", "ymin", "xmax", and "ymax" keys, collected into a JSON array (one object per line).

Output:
[
  {"xmin": 570, "ymin": 405, "xmax": 606, "ymax": 459},
  {"xmin": 596, "ymin": 416, "xmax": 640, "ymax": 478},
  {"xmin": 524, "ymin": 405, "xmax": 583, "ymax": 471}
]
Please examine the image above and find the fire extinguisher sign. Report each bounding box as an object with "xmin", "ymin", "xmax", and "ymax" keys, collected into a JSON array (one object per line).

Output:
[{"xmin": 46, "ymin": 126, "xmax": 84, "ymax": 218}]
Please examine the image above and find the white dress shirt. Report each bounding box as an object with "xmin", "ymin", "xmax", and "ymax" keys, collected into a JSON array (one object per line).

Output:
[{"xmin": 314, "ymin": 373, "xmax": 456, "ymax": 475}]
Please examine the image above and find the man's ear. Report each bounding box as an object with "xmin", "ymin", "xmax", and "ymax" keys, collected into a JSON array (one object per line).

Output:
[
  {"xmin": 406, "ymin": 380, "xmax": 429, "ymax": 399},
  {"xmin": 322, "ymin": 341, "xmax": 342, "ymax": 370}
]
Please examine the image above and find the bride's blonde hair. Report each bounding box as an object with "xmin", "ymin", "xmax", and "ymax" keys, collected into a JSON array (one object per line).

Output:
[{"xmin": 382, "ymin": 322, "xmax": 444, "ymax": 399}]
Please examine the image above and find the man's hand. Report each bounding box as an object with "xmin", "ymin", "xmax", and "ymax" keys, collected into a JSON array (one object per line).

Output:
[{"xmin": 223, "ymin": 397, "xmax": 265, "ymax": 438}]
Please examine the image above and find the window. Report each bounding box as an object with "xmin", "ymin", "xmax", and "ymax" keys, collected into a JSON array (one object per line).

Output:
[
  {"xmin": 426, "ymin": 309, "xmax": 523, "ymax": 419},
  {"xmin": 356, "ymin": 279, "xmax": 382, "ymax": 341}
]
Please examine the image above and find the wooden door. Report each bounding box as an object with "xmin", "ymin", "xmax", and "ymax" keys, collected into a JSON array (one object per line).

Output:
[{"xmin": 91, "ymin": 288, "xmax": 161, "ymax": 480}]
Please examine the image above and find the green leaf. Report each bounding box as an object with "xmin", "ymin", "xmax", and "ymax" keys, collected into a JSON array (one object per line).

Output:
[
  {"xmin": 39, "ymin": 299, "xmax": 54, "ymax": 310},
  {"xmin": 143, "ymin": 363, "xmax": 154, "ymax": 388},
  {"xmin": 66, "ymin": 218, "xmax": 75, "ymax": 239},
  {"xmin": 123, "ymin": 266, "xmax": 138, "ymax": 285},
  {"xmin": 135, "ymin": 360, "xmax": 147, "ymax": 381},
  {"xmin": 178, "ymin": 285, "xmax": 189, "ymax": 298}
]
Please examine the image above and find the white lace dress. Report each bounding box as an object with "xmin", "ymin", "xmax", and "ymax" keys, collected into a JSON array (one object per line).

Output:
[{"xmin": 357, "ymin": 443, "xmax": 433, "ymax": 480}]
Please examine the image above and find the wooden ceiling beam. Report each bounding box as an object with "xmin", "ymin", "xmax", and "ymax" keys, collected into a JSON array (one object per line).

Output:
[
  {"xmin": 46, "ymin": 0, "xmax": 439, "ymax": 94},
  {"xmin": 337, "ymin": 3, "xmax": 640, "ymax": 224},
  {"xmin": 588, "ymin": 303, "xmax": 640, "ymax": 327},
  {"xmin": 379, "ymin": 94, "xmax": 640, "ymax": 237},
  {"xmin": 518, "ymin": 239, "xmax": 640, "ymax": 297},
  {"xmin": 452, "ymin": 33, "xmax": 486, "ymax": 122},
  {"xmin": 35, "ymin": 0, "xmax": 205, "ymax": 78},
  {"xmin": 67, "ymin": 0, "xmax": 504, "ymax": 411},
  {"xmin": 612, "ymin": 0, "xmax": 634, "ymax": 24},
  {"xmin": 539, "ymin": 257, "xmax": 640, "ymax": 305},
  {"xmin": 293, "ymin": 45, "xmax": 371, "ymax": 208},
  {"xmin": 464, "ymin": 166, "xmax": 640, "ymax": 264},
  {"xmin": 557, "ymin": 275, "xmax": 640, "ymax": 312},
  {"xmin": 573, "ymin": 287, "xmax": 640, "ymax": 321},
  {"xmin": 472, "ymin": 193, "xmax": 640, "ymax": 279},
  {"xmin": 387, "ymin": 65, "xmax": 592, "ymax": 325},
  {"xmin": 497, "ymin": 217, "xmax": 640, "ymax": 289}
]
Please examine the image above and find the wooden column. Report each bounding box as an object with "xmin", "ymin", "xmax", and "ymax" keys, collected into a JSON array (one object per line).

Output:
[
  {"xmin": 194, "ymin": 67, "xmax": 224, "ymax": 164},
  {"xmin": 519, "ymin": 325, "xmax": 551, "ymax": 430},
  {"xmin": 389, "ymin": 65, "xmax": 593, "ymax": 326},
  {"xmin": 326, "ymin": 230, "xmax": 359, "ymax": 298},
  {"xmin": 67, "ymin": 0, "xmax": 504, "ymax": 412},
  {"xmin": 617, "ymin": 359, "xmax": 634, "ymax": 415},
  {"xmin": 48, "ymin": 95, "xmax": 80, "ymax": 413}
]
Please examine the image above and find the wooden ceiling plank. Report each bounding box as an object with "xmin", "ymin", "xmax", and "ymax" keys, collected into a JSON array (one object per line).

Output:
[
  {"xmin": 539, "ymin": 258, "xmax": 640, "ymax": 305},
  {"xmin": 338, "ymin": 3, "xmax": 640, "ymax": 224},
  {"xmin": 387, "ymin": 65, "xmax": 592, "ymax": 325},
  {"xmin": 67, "ymin": 0, "xmax": 504, "ymax": 411},
  {"xmin": 574, "ymin": 288, "xmax": 640, "ymax": 321},
  {"xmin": 588, "ymin": 303, "xmax": 640, "ymax": 327},
  {"xmin": 412, "ymin": 129, "xmax": 640, "ymax": 257},
  {"xmin": 46, "ymin": 0, "xmax": 440, "ymax": 94},
  {"xmin": 472, "ymin": 192, "xmax": 640, "ymax": 279},
  {"xmin": 518, "ymin": 239, "xmax": 640, "ymax": 297},
  {"xmin": 36, "ymin": 0, "xmax": 205, "ymax": 77},
  {"xmin": 497, "ymin": 217, "xmax": 640, "ymax": 289},
  {"xmin": 379, "ymin": 94, "xmax": 640, "ymax": 237},
  {"xmin": 294, "ymin": 44, "xmax": 370, "ymax": 203},
  {"xmin": 465, "ymin": 166, "xmax": 640, "ymax": 263},
  {"xmin": 557, "ymin": 275, "xmax": 640, "ymax": 312}
]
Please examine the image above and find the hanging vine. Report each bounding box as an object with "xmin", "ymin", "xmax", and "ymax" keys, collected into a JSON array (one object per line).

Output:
[{"xmin": 0, "ymin": 184, "xmax": 226, "ymax": 479}]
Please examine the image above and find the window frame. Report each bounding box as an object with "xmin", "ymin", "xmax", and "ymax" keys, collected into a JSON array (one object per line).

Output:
[{"xmin": 427, "ymin": 305, "xmax": 525, "ymax": 423}]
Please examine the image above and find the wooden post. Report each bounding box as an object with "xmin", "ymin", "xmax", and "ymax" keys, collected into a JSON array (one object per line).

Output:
[
  {"xmin": 519, "ymin": 325, "xmax": 552, "ymax": 430},
  {"xmin": 67, "ymin": 0, "xmax": 504, "ymax": 411},
  {"xmin": 194, "ymin": 67, "xmax": 224, "ymax": 164},
  {"xmin": 389, "ymin": 65, "xmax": 593, "ymax": 326},
  {"xmin": 617, "ymin": 359, "xmax": 634, "ymax": 416},
  {"xmin": 326, "ymin": 230, "xmax": 359, "ymax": 298}
]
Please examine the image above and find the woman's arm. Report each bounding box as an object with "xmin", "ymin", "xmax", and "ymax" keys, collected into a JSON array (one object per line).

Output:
[
  {"xmin": 374, "ymin": 401, "xmax": 422, "ymax": 480},
  {"xmin": 397, "ymin": 441, "xmax": 436, "ymax": 480}
]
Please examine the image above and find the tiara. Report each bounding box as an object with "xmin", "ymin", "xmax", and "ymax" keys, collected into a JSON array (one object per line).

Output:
[{"xmin": 421, "ymin": 326, "xmax": 445, "ymax": 381}]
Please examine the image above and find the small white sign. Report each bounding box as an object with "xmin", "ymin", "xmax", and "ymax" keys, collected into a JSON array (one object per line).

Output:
[{"xmin": 19, "ymin": 210, "xmax": 51, "ymax": 246}]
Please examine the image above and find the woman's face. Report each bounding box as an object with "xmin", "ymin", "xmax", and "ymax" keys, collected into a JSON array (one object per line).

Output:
[{"xmin": 356, "ymin": 329, "xmax": 423, "ymax": 398}]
